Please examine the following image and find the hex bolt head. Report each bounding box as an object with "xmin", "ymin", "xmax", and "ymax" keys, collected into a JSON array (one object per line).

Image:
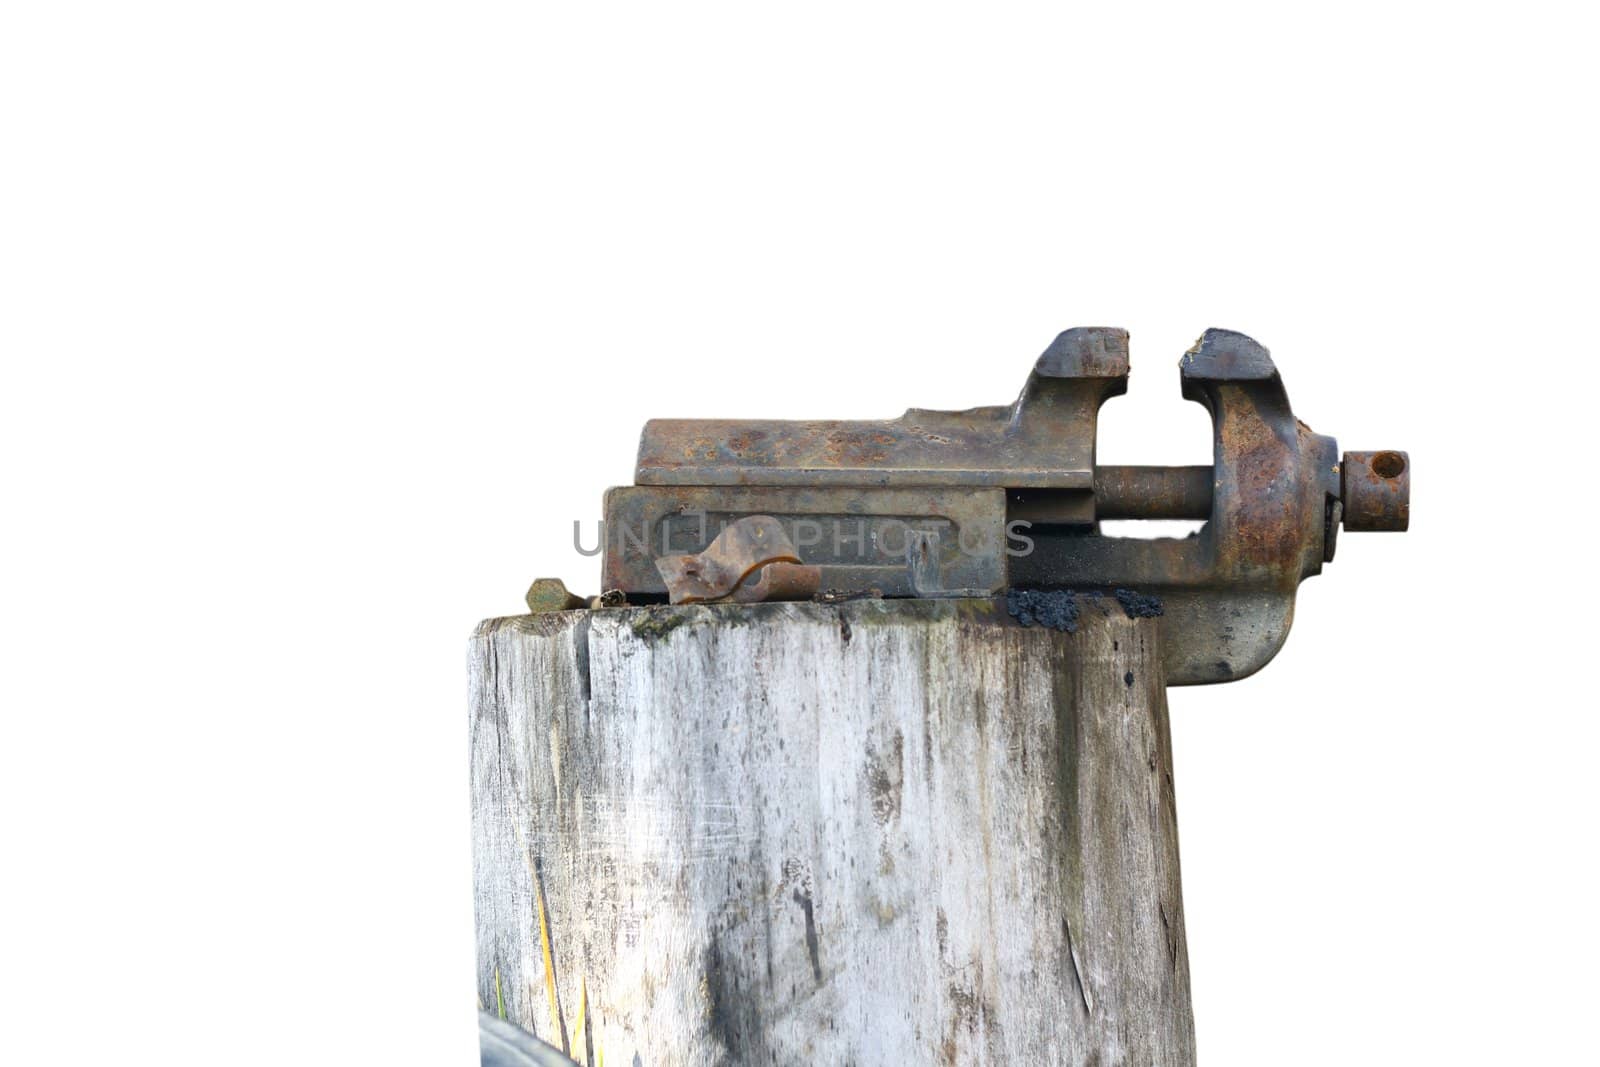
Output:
[{"xmin": 525, "ymin": 578, "xmax": 585, "ymax": 614}]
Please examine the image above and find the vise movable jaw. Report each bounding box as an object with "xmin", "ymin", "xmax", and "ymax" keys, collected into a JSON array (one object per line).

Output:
[{"xmin": 599, "ymin": 328, "xmax": 1409, "ymax": 685}]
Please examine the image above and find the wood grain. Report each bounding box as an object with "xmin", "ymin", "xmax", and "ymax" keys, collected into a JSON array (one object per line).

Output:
[{"xmin": 470, "ymin": 598, "xmax": 1193, "ymax": 1065}]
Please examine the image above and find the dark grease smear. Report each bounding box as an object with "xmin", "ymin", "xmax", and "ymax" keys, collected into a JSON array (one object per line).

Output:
[
  {"xmin": 1115, "ymin": 588, "xmax": 1165, "ymax": 619},
  {"xmin": 1006, "ymin": 589, "xmax": 1079, "ymax": 633}
]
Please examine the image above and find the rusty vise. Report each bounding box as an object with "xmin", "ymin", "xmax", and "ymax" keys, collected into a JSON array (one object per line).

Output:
[{"xmin": 583, "ymin": 327, "xmax": 1408, "ymax": 685}]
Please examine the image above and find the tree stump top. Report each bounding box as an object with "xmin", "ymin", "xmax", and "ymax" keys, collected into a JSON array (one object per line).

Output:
[{"xmin": 471, "ymin": 595, "xmax": 1192, "ymax": 1066}]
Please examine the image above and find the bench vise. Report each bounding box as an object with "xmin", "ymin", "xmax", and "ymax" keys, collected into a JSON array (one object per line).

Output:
[{"xmin": 584, "ymin": 327, "xmax": 1408, "ymax": 685}]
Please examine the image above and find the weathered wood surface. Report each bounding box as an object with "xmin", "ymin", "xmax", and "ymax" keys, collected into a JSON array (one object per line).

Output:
[{"xmin": 470, "ymin": 599, "xmax": 1192, "ymax": 1065}]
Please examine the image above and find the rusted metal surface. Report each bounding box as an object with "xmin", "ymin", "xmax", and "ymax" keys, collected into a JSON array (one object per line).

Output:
[
  {"xmin": 653, "ymin": 515, "xmax": 822, "ymax": 604},
  {"xmin": 1094, "ymin": 465, "xmax": 1214, "ymax": 520},
  {"xmin": 524, "ymin": 578, "xmax": 585, "ymax": 614},
  {"xmin": 1341, "ymin": 450, "xmax": 1410, "ymax": 531},
  {"xmin": 723, "ymin": 560, "xmax": 821, "ymax": 603},
  {"xmin": 654, "ymin": 515, "xmax": 801, "ymax": 603},
  {"xmin": 594, "ymin": 327, "xmax": 1409, "ymax": 685},
  {"xmin": 635, "ymin": 327, "xmax": 1128, "ymax": 491},
  {"xmin": 1009, "ymin": 330, "xmax": 1348, "ymax": 682},
  {"xmin": 603, "ymin": 485, "xmax": 1006, "ymax": 599}
]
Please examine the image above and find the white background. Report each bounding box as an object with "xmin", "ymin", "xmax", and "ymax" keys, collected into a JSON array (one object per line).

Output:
[{"xmin": 2, "ymin": 2, "xmax": 1595, "ymax": 1064}]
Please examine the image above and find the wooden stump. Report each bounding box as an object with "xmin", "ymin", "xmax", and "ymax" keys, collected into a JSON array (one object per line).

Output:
[{"xmin": 470, "ymin": 598, "xmax": 1193, "ymax": 1066}]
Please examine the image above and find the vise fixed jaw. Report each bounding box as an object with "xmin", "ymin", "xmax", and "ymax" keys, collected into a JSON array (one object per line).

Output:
[{"xmin": 599, "ymin": 327, "xmax": 1409, "ymax": 686}]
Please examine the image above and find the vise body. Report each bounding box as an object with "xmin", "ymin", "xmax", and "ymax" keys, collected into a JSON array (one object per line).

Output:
[{"xmin": 589, "ymin": 327, "xmax": 1408, "ymax": 685}]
